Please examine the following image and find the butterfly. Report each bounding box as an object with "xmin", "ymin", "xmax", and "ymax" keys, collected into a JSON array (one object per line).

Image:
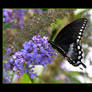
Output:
[{"xmin": 49, "ymin": 18, "xmax": 88, "ymax": 69}]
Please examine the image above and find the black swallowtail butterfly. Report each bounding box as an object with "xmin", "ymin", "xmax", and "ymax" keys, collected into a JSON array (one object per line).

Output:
[{"xmin": 49, "ymin": 18, "xmax": 88, "ymax": 69}]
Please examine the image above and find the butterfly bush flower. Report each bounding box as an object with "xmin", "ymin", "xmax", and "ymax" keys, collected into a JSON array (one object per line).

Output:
[
  {"xmin": 3, "ymin": 72, "xmax": 10, "ymax": 83},
  {"xmin": 3, "ymin": 35, "xmax": 57, "ymax": 81},
  {"xmin": 31, "ymin": 9, "xmax": 43, "ymax": 13},
  {"xmin": 60, "ymin": 64, "xmax": 69, "ymax": 72},
  {"xmin": 28, "ymin": 9, "xmax": 43, "ymax": 15},
  {"xmin": 6, "ymin": 48, "xmax": 12, "ymax": 53},
  {"xmin": 3, "ymin": 9, "xmax": 27, "ymax": 28},
  {"xmin": 55, "ymin": 74, "xmax": 70, "ymax": 82}
]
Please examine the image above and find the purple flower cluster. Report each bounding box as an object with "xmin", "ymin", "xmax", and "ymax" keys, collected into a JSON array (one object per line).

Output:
[
  {"xmin": 55, "ymin": 64, "xmax": 70, "ymax": 82},
  {"xmin": 3, "ymin": 72, "xmax": 10, "ymax": 83},
  {"xmin": 3, "ymin": 9, "xmax": 27, "ymax": 29},
  {"xmin": 55, "ymin": 74, "xmax": 70, "ymax": 82},
  {"xmin": 31, "ymin": 9, "xmax": 43, "ymax": 13},
  {"xmin": 3, "ymin": 35, "xmax": 57, "ymax": 80},
  {"xmin": 6, "ymin": 48, "xmax": 12, "ymax": 53},
  {"xmin": 28, "ymin": 9, "xmax": 43, "ymax": 15},
  {"xmin": 60, "ymin": 64, "xmax": 69, "ymax": 72}
]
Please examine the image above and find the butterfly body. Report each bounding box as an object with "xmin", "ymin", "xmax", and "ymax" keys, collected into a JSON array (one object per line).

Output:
[{"xmin": 49, "ymin": 18, "xmax": 88, "ymax": 69}]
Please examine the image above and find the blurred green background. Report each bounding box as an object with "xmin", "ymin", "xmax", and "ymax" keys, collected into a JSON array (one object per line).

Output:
[{"xmin": 3, "ymin": 8, "xmax": 92, "ymax": 83}]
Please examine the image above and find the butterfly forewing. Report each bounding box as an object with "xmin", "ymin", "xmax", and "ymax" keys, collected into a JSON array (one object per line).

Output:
[
  {"xmin": 54, "ymin": 18, "xmax": 88, "ymax": 54},
  {"xmin": 54, "ymin": 18, "xmax": 87, "ymax": 45}
]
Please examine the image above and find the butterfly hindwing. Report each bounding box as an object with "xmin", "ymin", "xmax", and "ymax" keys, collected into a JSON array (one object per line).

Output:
[{"xmin": 67, "ymin": 42, "xmax": 83, "ymax": 64}]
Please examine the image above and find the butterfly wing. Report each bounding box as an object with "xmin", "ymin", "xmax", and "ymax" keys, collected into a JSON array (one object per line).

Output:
[
  {"xmin": 66, "ymin": 42, "xmax": 86, "ymax": 68},
  {"xmin": 54, "ymin": 18, "xmax": 88, "ymax": 53}
]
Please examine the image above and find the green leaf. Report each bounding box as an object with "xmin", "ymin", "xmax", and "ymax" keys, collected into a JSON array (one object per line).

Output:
[
  {"xmin": 3, "ymin": 22, "xmax": 14, "ymax": 29},
  {"xmin": 41, "ymin": 8, "xmax": 49, "ymax": 11},
  {"xmin": 74, "ymin": 9, "xmax": 88, "ymax": 19},
  {"xmin": 20, "ymin": 73, "xmax": 32, "ymax": 83},
  {"xmin": 32, "ymin": 77, "xmax": 40, "ymax": 83},
  {"xmin": 50, "ymin": 17, "xmax": 68, "ymax": 41},
  {"xmin": 41, "ymin": 8, "xmax": 54, "ymax": 11}
]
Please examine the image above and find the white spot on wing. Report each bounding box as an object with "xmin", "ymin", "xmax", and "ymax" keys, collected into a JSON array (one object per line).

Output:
[
  {"xmin": 82, "ymin": 26, "xmax": 84, "ymax": 29},
  {"xmin": 83, "ymin": 24, "xmax": 85, "ymax": 26},
  {"xmin": 78, "ymin": 56, "xmax": 81, "ymax": 59},
  {"xmin": 77, "ymin": 39, "xmax": 80, "ymax": 42},
  {"xmin": 84, "ymin": 21, "xmax": 86, "ymax": 23},
  {"xmin": 79, "ymin": 51, "xmax": 81, "ymax": 54},
  {"xmin": 78, "ymin": 36, "xmax": 81, "ymax": 39},
  {"xmin": 80, "ymin": 29, "xmax": 83, "ymax": 31},
  {"xmin": 79, "ymin": 32, "xmax": 82, "ymax": 35},
  {"xmin": 84, "ymin": 19, "xmax": 87, "ymax": 21},
  {"xmin": 77, "ymin": 45, "xmax": 80, "ymax": 49}
]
